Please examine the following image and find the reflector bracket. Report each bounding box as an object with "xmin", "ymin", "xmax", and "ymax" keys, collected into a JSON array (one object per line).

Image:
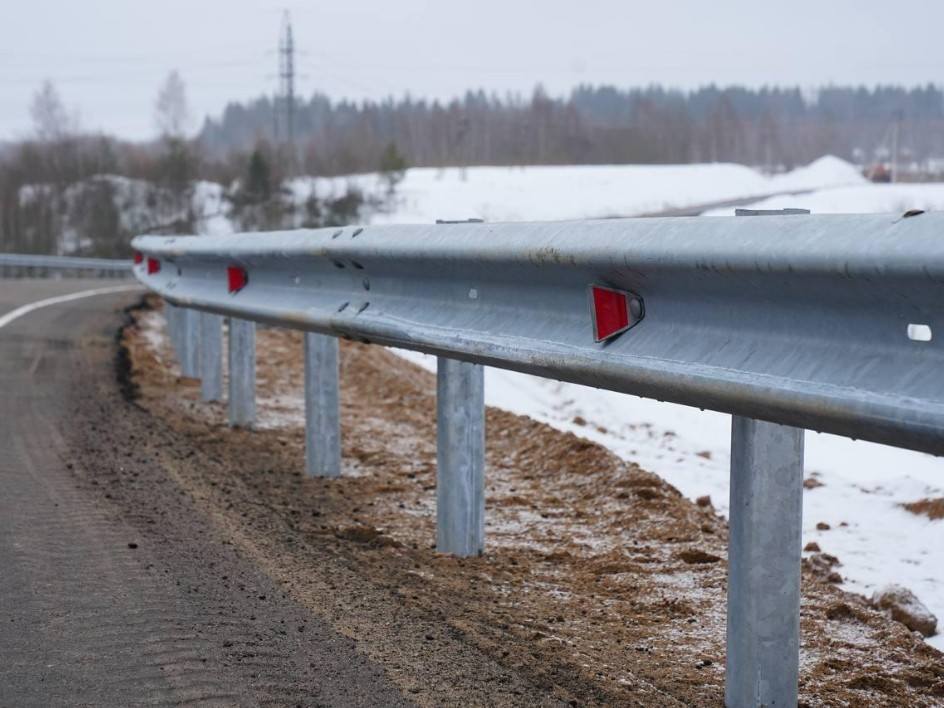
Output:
[{"xmin": 146, "ymin": 257, "xmax": 160, "ymax": 275}]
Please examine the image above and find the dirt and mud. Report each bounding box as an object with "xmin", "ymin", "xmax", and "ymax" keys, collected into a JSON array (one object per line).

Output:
[
  {"xmin": 108, "ymin": 297, "xmax": 944, "ymax": 705},
  {"xmin": 904, "ymin": 498, "xmax": 944, "ymax": 522}
]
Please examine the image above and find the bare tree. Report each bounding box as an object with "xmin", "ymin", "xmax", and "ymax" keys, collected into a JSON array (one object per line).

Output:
[
  {"xmin": 30, "ymin": 80, "xmax": 78, "ymax": 141},
  {"xmin": 155, "ymin": 70, "xmax": 190, "ymax": 138},
  {"xmin": 152, "ymin": 71, "xmax": 197, "ymax": 233}
]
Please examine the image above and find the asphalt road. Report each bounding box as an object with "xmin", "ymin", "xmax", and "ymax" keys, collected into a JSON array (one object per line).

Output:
[
  {"xmin": 632, "ymin": 189, "xmax": 813, "ymax": 217},
  {"xmin": 0, "ymin": 279, "xmax": 409, "ymax": 706}
]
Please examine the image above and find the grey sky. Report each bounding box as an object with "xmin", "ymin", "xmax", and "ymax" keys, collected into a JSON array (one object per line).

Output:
[{"xmin": 2, "ymin": 0, "xmax": 942, "ymax": 141}]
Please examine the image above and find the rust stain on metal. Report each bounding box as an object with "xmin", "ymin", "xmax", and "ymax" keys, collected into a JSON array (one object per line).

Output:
[{"xmin": 282, "ymin": 311, "xmax": 315, "ymax": 325}]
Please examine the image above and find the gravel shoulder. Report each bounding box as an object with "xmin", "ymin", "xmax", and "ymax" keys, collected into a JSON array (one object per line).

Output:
[{"xmin": 120, "ymin": 297, "xmax": 944, "ymax": 706}]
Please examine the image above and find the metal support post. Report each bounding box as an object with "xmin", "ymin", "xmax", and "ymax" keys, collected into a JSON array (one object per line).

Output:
[
  {"xmin": 180, "ymin": 308, "xmax": 200, "ymax": 378},
  {"xmin": 172, "ymin": 305, "xmax": 184, "ymax": 361},
  {"xmin": 228, "ymin": 318, "xmax": 256, "ymax": 428},
  {"xmin": 726, "ymin": 417, "xmax": 804, "ymax": 708},
  {"xmin": 199, "ymin": 311, "xmax": 223, "ymax": 402},
  {"xmin": 435, "ymin": 357, "xmax": 485, "ymax": 557},
  {"xmin": 164, "ymin": 303, "xmax": 180, "ymax": 362},
  {"xmin": 304, "ymin": 332, "xmax": 341, "ymax": 477}
]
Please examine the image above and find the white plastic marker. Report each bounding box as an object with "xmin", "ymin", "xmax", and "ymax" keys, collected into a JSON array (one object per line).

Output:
[{"xmin": 0, "ymin": 284, "xmax": 143, "ymax": 331}]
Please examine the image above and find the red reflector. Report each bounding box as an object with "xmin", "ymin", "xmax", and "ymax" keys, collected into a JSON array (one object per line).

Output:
[
  {"xmin": 590, "ymin": 285, "xmax": 643, "ymax": 342},
  {"xmin": 146, "ymin": 257, "xmax": 160, "ymax": 275},
  {"xmin": 133, "ymin": 251, "xmax": 143, "ymax": 265},
  {"xmin": 227, "ymin": 265, "xmax": 248, "ymax": 293}
]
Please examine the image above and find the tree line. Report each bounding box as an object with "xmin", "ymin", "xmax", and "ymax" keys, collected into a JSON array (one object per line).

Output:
[{"xmin": 200, "ymin": 84, "xmax": 944, "ymax": 174}]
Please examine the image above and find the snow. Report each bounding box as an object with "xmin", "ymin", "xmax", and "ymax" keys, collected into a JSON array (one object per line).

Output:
[
  {"xmin": 764, "ymin": 155, "xmax": 866, "ymax": 193},
  {"xmin": 138, "ymin": 310, "xmax": 170, "ymax": 364},
  {"xmin": 192, "ymin": 154, "xmax": 868, "ymax": 232},
  {"xmin": 332, "ymin": 155, "xmax": 865, "ymax": 225},
  {"xmin": 22, "ymin": 174, "xmax": 237, "ymax": 253},
  {"xmin": 192, "ymin": 181, "xmax": 235, "ymax": 236}
]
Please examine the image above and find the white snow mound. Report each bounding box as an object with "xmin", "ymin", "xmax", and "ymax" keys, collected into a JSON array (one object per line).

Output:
[{"xmin": 768, "ymin": 155, "xmax": 867, "ymax": 192}]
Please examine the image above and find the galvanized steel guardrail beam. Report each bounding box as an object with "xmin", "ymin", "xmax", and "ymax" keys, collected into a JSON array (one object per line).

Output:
[
  {"xmin": 133, "ymin": 212, "xmax": 944, "ymax": 708},
  {"xmin": 133, "ymin": 213, "xmax": 944, "ymax": 455},
  {"xmin": 0, "ymin": 252, "xmax": 133, "ymax": 273}
]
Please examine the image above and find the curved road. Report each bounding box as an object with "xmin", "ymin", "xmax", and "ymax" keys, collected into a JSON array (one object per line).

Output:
[
  {"xmin": 0, "ymin": 280, "xmax": 408, "ymax": 706},
  {"xmin": 631, "ymin": 189, "xmax": 813, "ymax": 217}
]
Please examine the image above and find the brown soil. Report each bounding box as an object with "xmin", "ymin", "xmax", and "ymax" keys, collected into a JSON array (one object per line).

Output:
[
  {"xmin": 903, "ymin": 498, "xmax": 944, "ymax": 521},
  {"xmin": 120, "ymin": 298, "xmax": 944, "ymax": 706}
]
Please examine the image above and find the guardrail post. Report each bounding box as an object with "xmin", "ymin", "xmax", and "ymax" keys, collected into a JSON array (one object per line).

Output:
[
  {"xmin": 179, "ymin": 308, "xmax": 200, "ymax": 378},
  {"xmin": 725, "ymin": 205, "xmax": 807, "ymax": 708},
  {"xmin": 228, "ymin": 318, "xmax": 256, "ymax": 428},
  {"xmin": 172, "ymin": 305, "xmax": 187, "ymax": 365},
  {"xmin": 304, "ymin": 333, "xmax": 341, "ymax": 477},
  {"xmin": 173, "ymin": 306, "xmax": 185, "ymax": 363},
  {"xmin": 164, "ymin": 302, "xmax": 179, "ymax": 362},
  {"xmin": 726, "ymin": 418, "xmax": 804, "ymax": 707},
  {"xmin": 435, "ymin": 357, "xmax": 485, "ymax": 557},
  {"xmin": 199, "ymin": 311, "xmax": 223, "ymax": 402}
]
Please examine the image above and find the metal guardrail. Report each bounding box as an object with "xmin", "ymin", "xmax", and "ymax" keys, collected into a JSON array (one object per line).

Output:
[
  {"xmin": 132, "ymin": 212, "xmax": 944, "ymax": 707},
  {"xmin": 134, "ymin": 214, "xmax": 944, "ymax": 454},
  {"xmin": 0, "ymin": 252, "xmax": 133, "ymax": 276}
]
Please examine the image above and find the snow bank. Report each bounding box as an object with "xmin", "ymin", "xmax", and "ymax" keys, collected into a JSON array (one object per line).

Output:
[{"xmin": 767, "ymin": 155, "xmax": 866, "ymax": 193}]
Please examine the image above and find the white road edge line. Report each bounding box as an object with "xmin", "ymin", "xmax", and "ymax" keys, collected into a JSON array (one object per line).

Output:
[{"xmin": 0, "ymin": 284, "xmax": 144, "ymax": 331}]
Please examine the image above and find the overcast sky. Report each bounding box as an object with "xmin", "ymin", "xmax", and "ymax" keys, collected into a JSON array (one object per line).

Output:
[{"xmin": 2, "ymin": 0, "xmax": 942, "ymax": 141}]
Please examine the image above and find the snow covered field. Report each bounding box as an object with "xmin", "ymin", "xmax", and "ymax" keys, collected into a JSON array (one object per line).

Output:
[
  {"xmin": 380, "ymin": 157, "xmax": 944, "ymax": 648},
  {"xmin": 183, "ymin": 154, "xmax": 889, "ymax": 233},
  {"xmin": 341, "ymin": 155, "xmax": 865, "ymax": 223}
]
